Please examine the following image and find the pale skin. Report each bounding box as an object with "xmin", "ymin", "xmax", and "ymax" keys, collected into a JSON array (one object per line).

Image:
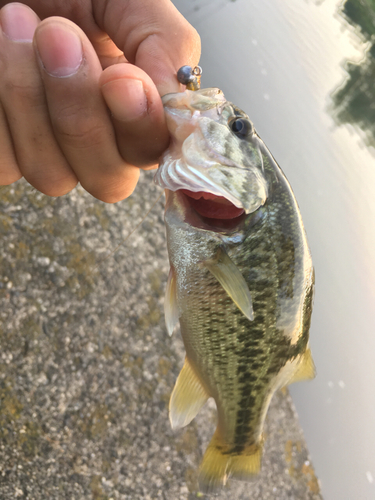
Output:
[{"xmin": 0, "ymin": 0, "xmax": 201, "ymax": 202}]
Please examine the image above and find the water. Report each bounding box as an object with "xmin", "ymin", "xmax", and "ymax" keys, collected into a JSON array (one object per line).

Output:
[{"xmin": 173, "ymin": 0, "xmax": 375, "ymax": 498}]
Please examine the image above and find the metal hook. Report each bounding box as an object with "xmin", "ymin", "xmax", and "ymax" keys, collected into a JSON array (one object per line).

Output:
[{"xmin": 177, "ymin": 65, "xmax": 202, "ymax": 91}]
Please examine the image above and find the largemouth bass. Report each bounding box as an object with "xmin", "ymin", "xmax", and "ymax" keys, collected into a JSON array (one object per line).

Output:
[{"xmin": 155, "ymin": 87, "xmax": 315, "ymax": 492}]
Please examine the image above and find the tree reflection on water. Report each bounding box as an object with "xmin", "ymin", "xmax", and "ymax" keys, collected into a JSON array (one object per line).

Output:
[{"xmin": 331, "ymin": 0, "xmax": 375, "ymax": 149}]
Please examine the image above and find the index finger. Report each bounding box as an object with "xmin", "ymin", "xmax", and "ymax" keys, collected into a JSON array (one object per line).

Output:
[{"xmin": 93, "ymin": 0, "xmax": 201, "ymax": 95}]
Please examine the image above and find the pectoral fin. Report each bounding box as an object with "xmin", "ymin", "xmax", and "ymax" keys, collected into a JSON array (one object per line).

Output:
[
  {"xmin": 169, "ymin": 357, "xmax": 210, "ymax": 429},
  {"xmin": 204, "ymin": 248, "xmax": 254, "ymax": 321},
  {"xmin": 288, "ymin": 348, "xmax": 316, "ymax": 384},
  {"xmin": 164, "ymin": 267, "xmax": 179, "ymax": 336}
]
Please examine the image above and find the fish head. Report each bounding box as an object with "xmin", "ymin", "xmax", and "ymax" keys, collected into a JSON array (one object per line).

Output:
[{"xmin": 155, "ymin": 88, "xmax": 269, "ymax": 227}]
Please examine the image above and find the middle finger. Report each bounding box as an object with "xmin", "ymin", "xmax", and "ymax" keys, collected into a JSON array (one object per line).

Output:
[{"xmin": 33, "ymin": 17, "xmax": 141, "ymax": 203}]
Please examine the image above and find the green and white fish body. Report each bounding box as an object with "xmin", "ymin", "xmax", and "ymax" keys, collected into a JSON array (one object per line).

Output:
[{"xmin": 155, "ymin": 88, "xmax": 315, "ymax": 493}]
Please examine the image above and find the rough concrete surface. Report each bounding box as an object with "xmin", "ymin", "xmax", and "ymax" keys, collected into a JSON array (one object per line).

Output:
[{"xmin": 0, "ymin": 173, "xmax": 322, "ymax": 500}]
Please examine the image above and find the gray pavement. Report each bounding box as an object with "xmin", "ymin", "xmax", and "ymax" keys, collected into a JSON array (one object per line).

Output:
[{"xmin": 0, "ymin": 173, "xmax": 322, "ymax": 499}]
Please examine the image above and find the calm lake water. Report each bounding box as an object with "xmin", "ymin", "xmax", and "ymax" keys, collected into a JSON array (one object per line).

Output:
[{"xmin": 173, "ymin": 0, "xmax": 375, "ymax": 498}]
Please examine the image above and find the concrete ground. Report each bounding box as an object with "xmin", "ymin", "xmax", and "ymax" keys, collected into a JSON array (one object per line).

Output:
[{"xmin": 0, "ymin": 172, "xmax": 322, "ymax": 499}]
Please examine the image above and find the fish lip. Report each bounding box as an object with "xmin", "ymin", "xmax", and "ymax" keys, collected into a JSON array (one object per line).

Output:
[{"xmin": 161, "ymin": 88, "xmax": 226, "ymax": 128}]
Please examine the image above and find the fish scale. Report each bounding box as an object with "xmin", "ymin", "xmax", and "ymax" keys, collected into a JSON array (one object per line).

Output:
[
  {"xmin": 156, "ymin": 87, "xmax": 315, "ymax": 492},
  {"xmin": 177, "ymin": 227, "xmax": 284, "ymax": 441}
]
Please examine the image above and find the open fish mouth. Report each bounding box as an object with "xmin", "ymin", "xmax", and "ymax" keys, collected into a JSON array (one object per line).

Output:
[
  {"xmin": 155, "ymin": 88, "xmax": 268, "ymax": 219},
  {"xmin": 179, "ymin": 189, "xmax": 245, "ymax": 220}
]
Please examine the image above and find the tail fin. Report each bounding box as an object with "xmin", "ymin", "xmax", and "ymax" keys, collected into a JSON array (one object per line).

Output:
[{"xmin": 198, "ymin": 429, "xmax": 262, "ymax": 493}]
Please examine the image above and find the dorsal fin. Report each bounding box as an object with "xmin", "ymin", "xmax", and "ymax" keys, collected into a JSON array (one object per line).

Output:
[
  {"xmin": 203, "ymin": 247, "xmax": 254, "ymax": 321},
  {"xmin": 169, "ymin": 357, "xmax": 210, "ymax": 429},
  {"xmin": 164, "ymin": 267, "xmax": 179, "ymax": 336}
]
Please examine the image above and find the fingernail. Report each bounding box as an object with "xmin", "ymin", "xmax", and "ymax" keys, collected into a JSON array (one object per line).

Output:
[
  {"xmin": 35, "ymin": 23, "xmax": 82, "ymax": 77},
  {"xmin": 101, "ymin": 79, "xmax": 148, "ymax": 122},
  {"xmin": 1, "ymin": 3, "xmax": 39, "ymax": 42}
]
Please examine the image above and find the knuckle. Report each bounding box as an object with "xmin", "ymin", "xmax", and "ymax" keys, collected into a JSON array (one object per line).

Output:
[
  {"xmin": 183, "ymin": 21, "xmax": 200, "ymax": 46},
  {"xmin": 83, "ymin": 182, "xmax": 128, "ymax": 203},
  {"xmin": 3, "ymin": 80, "xmax": 45, "ymax": 111},
  {"xmin": 40, "ymin": 182, "xmax": 77, "ymax": 198},
  {"xmin": 0, "ymin": 168, "xmax": 22, "ymax": 186},
  {"xmin": 0, "ymin": 58, "xmax": 5, "ymax": 79},
  {"xmin": 0, "ymin": 58, "xmax": 45, "ymax": 109},
  {"xmin": 81, "ymin": 171, "xmax": 138, "ymax": 203},
  {"xmin": 180, "ymin": 25, "xmax": 201, "ymax": 63},
  {"xmin": 53, "ymin": 105, "xmax": 109, "ymax": 149},
  {"xmin": 24, "ymin": 168, "xmax": 78, "ymax": 197}
]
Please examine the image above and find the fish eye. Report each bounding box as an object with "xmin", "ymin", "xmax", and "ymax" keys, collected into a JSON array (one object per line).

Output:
[{"xmin": 229, "ymin": 117, "xmax": 253, "ymax": 138}]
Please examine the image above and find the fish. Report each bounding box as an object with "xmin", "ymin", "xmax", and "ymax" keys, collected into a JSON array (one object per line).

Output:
[{"xmin": 154, "ymin": 87, "xmax": 315, "ymax": 493}]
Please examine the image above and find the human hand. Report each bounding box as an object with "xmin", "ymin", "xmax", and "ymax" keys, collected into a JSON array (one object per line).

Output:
[{"xmin": 0, "ymin": 0, "xmax": 200, "ymax": 202}]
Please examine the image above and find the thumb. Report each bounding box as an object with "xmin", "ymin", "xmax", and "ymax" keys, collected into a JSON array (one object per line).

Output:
[{"xmin": 93, "ymin": 0, "xmax": 201, "ymax": 95}]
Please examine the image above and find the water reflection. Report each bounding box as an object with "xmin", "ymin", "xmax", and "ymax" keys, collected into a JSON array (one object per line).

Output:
[
  {"xmin": 181, "ymin": 0, "xmax": 235, "ymax": 19},
  {"xmin": 173, "ymin": 0, "xmax": 375, "ymax": 498},
  {"xmin": 331, "ymin": 0, "xmax": 375, "ymax": 149}
]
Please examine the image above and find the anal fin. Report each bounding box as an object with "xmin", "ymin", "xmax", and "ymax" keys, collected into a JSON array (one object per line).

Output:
[
  {"xmin": 169, "ymin": 357, "xmax": 209, "ymax": 429},
  {"xmin": 203, "ymin": 247, "xmax": 254, "ymax": 321},
  {"xmin": 288, "ymin": 348, "xmax": 316, "ymax": 384},
  {"xmin": 164, "ymin": 267, "xmax": 179, "ymax": 336}
]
